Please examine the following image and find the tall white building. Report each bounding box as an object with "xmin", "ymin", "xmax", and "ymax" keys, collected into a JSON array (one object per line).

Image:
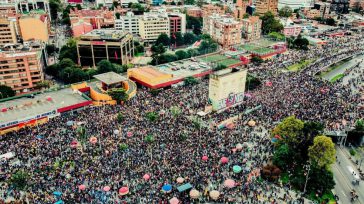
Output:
[
  {"xmin": 278, "ymin": 0, "xmax": 314, "ymax": 10},
  {"xmin": 115, "ymin": 12, "xmax": 140, "ymax": 35},
  {"xmin": 139, "ymin": 12, "xmax": 170, "ymax": 44}
]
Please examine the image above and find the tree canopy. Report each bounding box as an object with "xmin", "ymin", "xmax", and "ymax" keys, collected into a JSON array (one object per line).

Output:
[
  {"xmin": 107, "ymin": 88, "xmax": 129, "ymax": 104},
  {"xmin": 308, "ymin": 135, "xmax": 336, "ymax": 170},
  {"xmin": 155, "ymin": 33, "xmax": 170, "ymax": 46},
  {"xmin": 279, "ymin": 6, "xmax": 293, "ymax": 17},
  {"xmin": 0, "ymin": 85, "xmax": 15, "ymax": 99},
  {"xmin": 260, "ymin": 11, "xmax": 284, "ymax": 34},
  {"xmin": 272, "ymin": 116, "xmax": 304, "ymax": 145}
]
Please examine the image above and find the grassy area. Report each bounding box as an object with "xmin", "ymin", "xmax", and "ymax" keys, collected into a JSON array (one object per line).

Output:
[
  {"xmin": 308, "ymin": 191, "xmax": 336, "ymax": 204},
  {"xmin": 242, "ymin": 44, "xmax": 274, "ymax": 54},
  {"xmin": 330, "ymin": 73, "xmax": 345, "ymax": 83},
  {"xmin": 287, "ymin": 59, "xmax": 314, "ymax": 72},
  {"xmin": 199, "ymin": 54, "xmax": 227, "ymax": 62},
  {"xmin": 135, "ymin": 52, "xmax": 145, "ymax": 57},
  {"xmin": 280, "ymin": 172, "xmax": 290, "ymax": 185},
  {"xmin": 218, "ymin": 58, "xmax": 241, "ymax": 67}
]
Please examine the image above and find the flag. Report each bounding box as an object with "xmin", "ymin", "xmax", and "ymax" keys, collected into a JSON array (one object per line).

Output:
[{"xmin": 114, "ymin": 51, "xmax": 118, "ymax": 60}]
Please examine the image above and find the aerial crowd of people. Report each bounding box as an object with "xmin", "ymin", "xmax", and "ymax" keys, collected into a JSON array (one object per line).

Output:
[{"xmin": 0, "ymin": 33, "xmax": 363, "ymax": 203}]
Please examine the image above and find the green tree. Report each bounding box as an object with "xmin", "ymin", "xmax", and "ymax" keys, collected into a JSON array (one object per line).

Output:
[
  {"xmin": 355, "ymin": 119, "xmax": 364, "ymax": 131},
  {"xmin": 151, "ymin": 43, "xmax": 166, "ymax": 56},
  {"xmin": 146, "ymin": 111, "xmax": 158, "ymax": 122},
  {"xmin": 155, "ymin": 33, "xmax": 170, "ymax": 46},
  {"xmin": 186, "ymin": 15, "xmax": 202, "ymax": 35},
  {"xmin": 46, "ymin": 44, "xmax": 58, "ymax": 55},
  {"xmin": 272, "ymin": 144, "xmax": 292, "ymax": 170},
  {"xmin": 8, "ymin": 170, "xmax": 29, "ymax": 190},
  {"xmin": 97, "ymin": 60, "xmax": 115, "ymax": 74},
  {"xmin": 115, "ymin": 12, "xmax": 121, "ymax": 19},
  {"xmin": 184, "ymin": 0, "xmax": 195, "ymax": 4},
  {"xmin": 308, "ymin": 136, "xmax": 336, "ymax": 170},
  {"xmin": 184, "ymin": 76, "xmax": 199, "ymax": 86},
  {"xmin": 119, "ymin": 143, "xmax": 128, "ymax": 151},
  {"xmin": 293, "ymin": 35, "xmax": 309, "ymax": 50},
  {"xmin": 0, "ymin": 85, "xmax": 15, "ymax": 99},
  {"xmin": 260, "ymin": 11, "xmax": 284, "ymax": 34},
  {"xmin": 272, "ymin": 116, "xmax": 304, "ymax": 145},
  {"xmin": 251, "ymin": 56, "xmax": 263, "ymax": 64},
  {"xmin": 175, "ymin": 50, "xmax": 189, "ymax": 60},
  {"xmin": 279, "ymin": 6, "xmax": 293, "ymax": 17},
  {"xmin": 49, "ymin": 0, "xmax": 61, "ymax": 22},
  {"xmin": 107, "ymin": 88, "xmax": 128, "ymax": 104},
  {"xmin": 35, "ymin": 80, "xmax": 52, "ymax": 89},
  {"xmin": 183, "ymin": 33, "xmax": 198, "ymax": 45},
  {"xmin": 246, "ymin": 74, "xmax": 261, "ymax": 90},
  {"xmin": 145, "ymin": 134, "xmax": 155, "ymax": 143},
  {"xmin": 170, "ymin": 106, "xmax": 181, "ymax": 117},
  {"xmin": 268, "ymin": 32, "xmax": 285, "ymax": 41},
  {"xmin": 59, "ymin": 58, "xmax": 75, "ymax": 69},
  {"xmin": 214, "ymin": 64, "xmax": 227, "ymax": 71},
  {"xmin": 325, "ymin": 18, "xmax": 336, "ymax": 26},
  {"xmin": 59, "ymin": 39, "xmax": 77, "ymax": 63},
  {"xmin": 170, "ymin": 32, "xmax": 184, "ymax": 46},
  {"xmin": 306, "ymin": 165, "xmax": 335, "ymax": 195},
  {"xmin": 76, "ymin": 4, "xmax": 82, "ymax": 10},
  {"xmin": 60, "ymin": 67, "xmax": 87, "ymax": 83},
  {"xmin": 117, "ymin": 113, "xmax": 123, "ymax": 123},
  {"xmin": 243, "ymin": 13, "xmax": 250, "ymax": 19},
  {"xmin": 170, "ymin": 1, "xmax": 176, "ymax": 5}
]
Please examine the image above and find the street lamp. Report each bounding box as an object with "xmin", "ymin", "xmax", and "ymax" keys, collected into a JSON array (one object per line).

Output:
[{"xmin": 303, "ymin": 161, "xmax": 311, "ymax": 194}]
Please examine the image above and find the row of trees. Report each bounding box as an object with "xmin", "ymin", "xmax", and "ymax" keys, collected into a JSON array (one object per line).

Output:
[
  {"xmin": 269, "ymin": 116, "xmax": 336, "ymax": 201},
  {"xmin": 150, "ymin": 34, "xmax": 218, "ymax": 65},
  {"xmin": 154, "ymin": 32, "xmax": 200, "ymax": 48}
]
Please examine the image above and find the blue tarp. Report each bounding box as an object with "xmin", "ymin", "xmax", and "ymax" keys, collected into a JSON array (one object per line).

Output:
[
  {"xmin": 162, "ymin": 184, "xmax": 172, "ymax": 192},
  {"xmin": 177, "ymin": 183, "xmax": 192, "ymax": 192},
  {"xmin": 53, "ymin": 191, "xmax": 62, "ymax": 196}
]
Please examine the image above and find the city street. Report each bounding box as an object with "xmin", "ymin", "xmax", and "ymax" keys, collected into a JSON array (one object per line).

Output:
[{"xmin": 333, "ymin": 147, "xmax": 364, "ymax": 204}]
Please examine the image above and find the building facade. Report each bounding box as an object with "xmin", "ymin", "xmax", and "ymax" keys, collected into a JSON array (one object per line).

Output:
[
  {"xmin": 203, "ymin": 14, "xmax": 243, "ymax": 48},
  {"xmin": 186, "ymin": 7, "xmax": 202, "ymax": 18},
  {"xmin": 0, "ymin": 17, "xmax": 17, "ymax": 47},
  {"xmin": 167, "ymin": 12, "xmax": 186, "ymax": 35},
  {"xmin": 314, "ymin": 2, "xmax": 331, "ymax": 19},
  {"xmin": 234, "ymin": 0, "xmax": 249, "ymax": 20},
  {"xmin": 0, "ymin": 49, "xmax": 44, "ymax": 93},
  {"xmin": 139, "ymin": 12, "xmax": 170, "ymax": 44},
  {"xmin": 241, "ymin": 16, "xmax": 262, "ymax": 41},
  {"xmin": 77, "ymin": 29, "xmax": 134, "ymax": 67},
  {"xmin": 114, "ymin": 12, "xmax": 140, "ymax": 35},
  {"xmin": 255, "ymin": 0, "xmax": 278, "ymax": 15},
  {"xmin": 202, "ymin": 4, "xmax": 226, "ymax": 17},
  {"xmin": 278, "ymin": 0, "xmax": 314, "ymax": 10},
  {"xmin": 13, "ymin": 0, "xmax": 50, "ymax": 15}
]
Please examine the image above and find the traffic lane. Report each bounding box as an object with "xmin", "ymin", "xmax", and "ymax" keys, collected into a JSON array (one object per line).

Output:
[
  {"xmin": 333, "ymin": 163, "xmax": 354, "ymax": 203},
  {"xmin": 336, "ymin": 148, "xmax": 364, "ymax": 203}
]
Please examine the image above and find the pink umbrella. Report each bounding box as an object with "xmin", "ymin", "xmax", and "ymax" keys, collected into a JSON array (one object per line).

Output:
[
  {"xmin": 127, "ymin": 132, "xmax": 133, "ymax": 137},
  {"xmin": 143, "ymin": 174, "xmax": 150, "ymax": 181},
  {"xmin": 265, "ymin": 81, "xmax": 272, "ymax": 87},
  {"xmin": 231, "ymin": 148, "xmax": 237, "ymax": 153},
  {"xmin": 103, "ymin": 186, "xmax": 110, "ymax": 192},
  {"xmin": 70, "ymin": 140, "xmax": 78, "ymax": 148},
  {"xmin": 89, "ymin": 137, "xmax": 97, "ymax": 144},
  {"xmin": 169, "ymin": 197, "xmax": 179, "ymax": 204},
  {"xmin": 202, "ymin": 155, "xmax": 208, "ymax": 161},
  {"xmin": 220, "ymin": 157, "xmax": 229, "ymax": 164},
  {"xmin": 79, "ymin": 185, "xmax": 86, "ymax": 191},
  {"xmin": 119, "ymin": 187, "xmax": 129, "ymax": 195},
  {"xmin": 224, "ymin": 179, "xmax": 235, "ymax": 188}
]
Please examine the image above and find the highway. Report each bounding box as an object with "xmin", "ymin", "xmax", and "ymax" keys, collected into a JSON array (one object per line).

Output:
[{"xmin": 333, "ymin": 147, "xmax": 363, "ymax": 204}]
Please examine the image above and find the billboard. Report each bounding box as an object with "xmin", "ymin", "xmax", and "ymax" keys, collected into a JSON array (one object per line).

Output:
[{"xmin": 208, "ymin": 68, "xmax": 247, "ymax": 111}]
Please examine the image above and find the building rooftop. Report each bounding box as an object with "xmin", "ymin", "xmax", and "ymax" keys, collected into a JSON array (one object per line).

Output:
[
  {"xmin": 93, "ymin": 72, "xmax": 127, "ymax": 85},
  {"xmin": 80, "ymin": 29, "xmax": 131, "ymax": 41}
]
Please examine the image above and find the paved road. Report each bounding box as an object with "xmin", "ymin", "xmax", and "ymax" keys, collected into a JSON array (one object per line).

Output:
[
  {"xmin": 323, "ymin": 54, "xmax": 364, "ymax": 81},
  {"xmin": 333, "ymin": 147, "xmax": 364, "ymax": 204}
]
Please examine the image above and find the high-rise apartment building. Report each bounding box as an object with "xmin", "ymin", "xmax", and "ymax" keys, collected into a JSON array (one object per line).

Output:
[
  {"xmin": 0, "ymin": 17, "xmax": 17, "ymax": 47},
  {"xmin": 167, "ymin": 12, "xmax": 186, "ymax": 35},
  {"xmin": 203, "ymin": 14, "xmax": 243, "ymax": 48},
  {"xmin": 0, "ymin": 45, "xmax": 44, "ymax": 93},
  {"xmin": 241, "ymin": 16, "xmax": 262, "ymax": 41},
  {"xmin": 77, "ymin": 29, "xmax": 134, "ymax": 67},
  {"xmin": 138, "ymin": 12, "xmax": 170, "ymax": 44},
  {"xmin": 255, "ymin": 0, "xmax": 278, "ymax": 15},
  {"xmin": 114, "ymin": 12, "xmax": 140, "ymax": 35}
]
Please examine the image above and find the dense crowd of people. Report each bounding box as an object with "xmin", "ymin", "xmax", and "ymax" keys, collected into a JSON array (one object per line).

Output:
[{"xmin": 0, "ymin": 33, "xmax": 363, "ymax": 203}]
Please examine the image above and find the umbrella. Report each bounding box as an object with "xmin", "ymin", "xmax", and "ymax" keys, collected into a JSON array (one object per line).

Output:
[
  {"xmin": 265, "ymin": 81, "xmax": 273, "ymax": 87},
  {"xmin": 220, "ymin": 157, "xmax": 229, "ymax": 164},
  {"xmin": 202, "ymin": 155, "xmax": 208, "ymax": 161},
  {"xmin": 103, "ymin": 186, "xmax": 110, "ymax": 192},
  {"xmin": 169, "ymin": 197, "xmax": 179, "ymax": 204},
  {"xmin": 189, "ymin": 189, "xmax": 200, "ymax": 199},
  {"xmin": 113, "ymin": 129, "xmax": 119, "ymax": 135},
  {"xmin": 233, "ymin": 165, "xmax": 242, "ymax": 173},
  {"xmin": 209, "ymin": 190, "xmax": 220, "ymax": 200},
  {"xmin": 66, "ymin": 121, "xmax": 73, "ymax": 126},
  {"xmin": 53, "ymin": 191, "xmax": 62, "ymax": 197},
  {"xmin": 70, "ymin": 140, "xmax": 78, "ymax": 148},
  {"xmin": 127, "ymin": 132, "xmax": 133, "ymax": 137},
  {"xmin": 236, "ymin": 143, "xmax": 242, "ymax": 150},
  {"xmin": 54, "ymin": 200, "xmax": 64, "ymax": 204},
  {"xmin": 176, "ymin": 177, "xmax": 184, "ymax": 183},
  {"xmin": 271, "ymin": 138, "xmax": 278, "ymax": 143},
  {"xmin": 79, "ymin": 185, "xmax": 86, "ymax": 191},
  {"xmin": 248, "ymin": 120, "xmax": 256, "ymax": 127},
  {"xmin": 119, "ymin": 187, "xmax": 129, "ymax": 195},
  {"xmin": 243, "ymin": 142, "xmax": 248, "ymax": 147},
  {"xmin": 143, "ymin": 174, "xmax": 150, "ymax": 181},
  {"xmin": 224, "ymin": 179, "xmax": 235, "ymax": 188},
  {"xmin": 89, "ymin": 137, "xmax": 97, "ymax": 144},
  {"xmin": 162, "ymin": 184, "xmax": 172, "ymax": 193}
]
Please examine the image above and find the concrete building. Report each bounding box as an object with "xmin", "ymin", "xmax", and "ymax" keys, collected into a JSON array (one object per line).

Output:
[
  {"xmin": 306, "ymin": 9, "xmax": 321, "ymax": 19},
  {"xmin": 0, "ymin": 45, "xmax": 44, "ymax": 93},
  {"xmin": 167, "ymin": 12, "xmax": 186, "ymax": 35},
  {"xmin": 203, "ymin": 14, "xmax": 243, "ymax": 48},
  {"xmin": 186, "ymin": 7, "xmax": 202, "ymax": 18},
  {"xmin": 255, "ymin": 0, "xmax": 278, "ymax": 15},
  {"xmin": 278, "ymin": 0, "xmax": 314, "ymax": 10},
  {"xmin": 234, "ymin": 0, "xmax": 249, "ymax": 20},
  {"xmin": 12, "ymin": 0, "xmax": 50, "ymax": 15},
  {"xmin": 241, "ymin": 16, "xmax": 262, "ymax": 41},
  {"xmin": 114, "ymin": 12, "xmax": 140, "ymax": 35},
  {"xmin": 69, "ymin": 8, "xmax": 114, "ymax": 30},
  {"xmin": 202, "ymin": 4, "xmax": 226, "ymax": 17},
  {"xmin": 18, "ymin": 13, "xmax": 50, "ymax": 42},
  {"xmin": 314, "ymin": 2, "xmax": 331, "ymax": 19},
  {"xmin": 139, "ymin": 12, "xmax": 170, "ymax": 44},
  {"xmin": 350, "ymin": 0, "xmax": 364, "ymax": 9},
  {"xmin": 330, "ymin": 0, "xmax": 349, "ymax": 14},
  {"xmin": 95, "ymin": 0, "xmax": 113, "ymax": 7},
  {"xmin": 77, "ymin": 29, "xmax": 134, "ymax": 67},
  {"xmin": 71, "ymin": 20, "xmax": 93, "ymax": 37},
  {"xmin": 0, "ymin": 17, "xmax": 17, "ymax": 47}
]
